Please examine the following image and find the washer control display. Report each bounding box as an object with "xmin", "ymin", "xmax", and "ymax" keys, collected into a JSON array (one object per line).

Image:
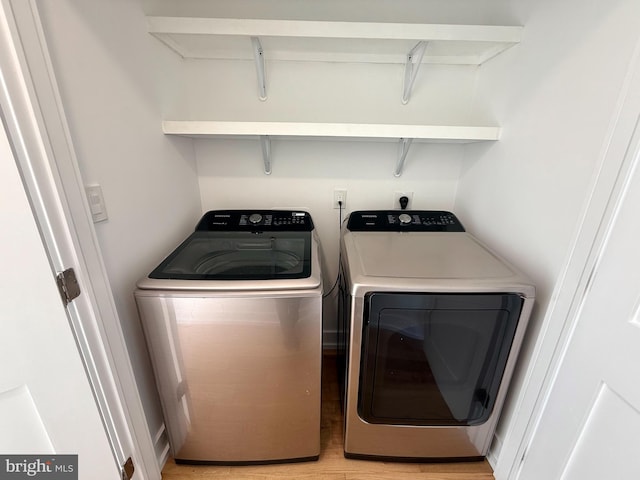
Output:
[
  {"xmin": 347, "ymin": 210, "xmax": 465, "ymax": 232},
  {"xmin": 196, "ymin": 210, "xmax": 314, "ymax": 231}
]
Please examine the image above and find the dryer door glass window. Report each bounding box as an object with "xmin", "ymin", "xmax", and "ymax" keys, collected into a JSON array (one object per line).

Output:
[{"xmin": 358, "ymin": 293, "xmax": 523, "ymax": 426}]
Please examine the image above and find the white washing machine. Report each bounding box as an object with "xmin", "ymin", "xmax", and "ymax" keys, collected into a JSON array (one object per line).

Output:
[
  {"xmin": 338, "ymin": 210, "xmax": 535, "ymax": 461},
  {"xmin": 135, "ymin": 210, "xmax": 323, "ymax": 464}
]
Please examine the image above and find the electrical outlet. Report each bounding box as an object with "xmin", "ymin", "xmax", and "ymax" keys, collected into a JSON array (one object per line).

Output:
[
  {"xmin": 333, "ymin": 189, "xmax": 347, "ymax": 209},
  {"xmin": 393, "ymin": 191, "xmax": 414, "ymax": 209}
]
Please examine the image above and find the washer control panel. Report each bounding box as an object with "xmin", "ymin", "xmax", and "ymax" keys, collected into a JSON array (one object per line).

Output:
[
  {"xmin": 347, "ymin": 210, "xmax": 465, "ymax": 232},
  {"xmin": 196, "ymin": 210, "xmax": 314, "ymax": 231}
]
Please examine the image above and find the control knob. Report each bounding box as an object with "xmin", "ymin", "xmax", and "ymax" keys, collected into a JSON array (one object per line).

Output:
[
  {"xmin": 248, "ymin": 213, "xmax": 263, "ymax": 224},
  {"xmin": 398, "ymin": 213, "xmax": 412, "ymax": 225}
]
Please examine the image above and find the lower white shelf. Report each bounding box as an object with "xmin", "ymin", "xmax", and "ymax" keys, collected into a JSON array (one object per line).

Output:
[
  {"xmin": 162, "ymin": 120, "xmax": 501, "ymax": 176},
  {"xmin": 162, "ymin": 120, "xmax": 501, "ymax": 143}
]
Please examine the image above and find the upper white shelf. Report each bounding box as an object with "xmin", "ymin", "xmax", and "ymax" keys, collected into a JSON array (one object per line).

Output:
[
  {"xmin": 162, "ymin": 120, "xmax": 501, "ymax": 143},
  {"xmin": 147, "ymin": 16, "xmax": 522, "ymax": 65}
]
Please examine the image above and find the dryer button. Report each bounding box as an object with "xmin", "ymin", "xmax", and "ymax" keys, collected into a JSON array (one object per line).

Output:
[{"xmin": 398, "ymin": 213, "xmax": 412, "ymax": 225}]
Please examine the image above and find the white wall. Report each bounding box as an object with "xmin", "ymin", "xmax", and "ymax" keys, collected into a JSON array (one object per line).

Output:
[
  {"xmin": 178, "ymin": 60, "xmax": 479, "ymax": 124},
  {"xmin": 456, "ymin": 0, "xmax": 640, "ymax": 467},
  {"xmin": 36, "ymin": 0, "xmax": 202, "ymax": 458}
]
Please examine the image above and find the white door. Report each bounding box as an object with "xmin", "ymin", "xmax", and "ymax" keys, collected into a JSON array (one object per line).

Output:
[
  {"xmin": 516, "ymin": 126, "xmax": 640, "ymax": 478},
  {"xmin": 0, "ymin": 121, "xmax": 120, "ymax": 477}
]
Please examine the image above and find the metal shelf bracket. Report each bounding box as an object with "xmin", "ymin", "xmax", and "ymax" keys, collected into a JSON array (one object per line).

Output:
[
  {"xmin": 251, "ymin": 37, "xmax": 267, "ymax": 101},
  {"xmin": 402, "ymin": 41, "xmax": 427, "ymax": 104},
  {"xmin": 260, "ymin": 135, "xmax": 272, "ymax": 174},
  {"xmin": 394, "ymin": 137, "xmax": 413, "ymax": 176}
]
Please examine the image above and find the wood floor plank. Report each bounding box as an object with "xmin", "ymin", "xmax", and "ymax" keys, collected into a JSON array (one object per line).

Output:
[
  {"xmin": 161, "ymin": 355, "xmax": 494, "ymax": 480},
  {"xmin": 345, "ymin": 475, "xmax": 494, "ymax": 480}
]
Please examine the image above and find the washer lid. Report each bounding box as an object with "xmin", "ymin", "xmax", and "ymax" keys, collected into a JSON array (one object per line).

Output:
[
  {"xmin": 349, "ymin": 232, "xmax": 515, "ymax": 280},
  {"xmin": 148, "ymin": 230, "xmax": 312, "ymax": 281}
]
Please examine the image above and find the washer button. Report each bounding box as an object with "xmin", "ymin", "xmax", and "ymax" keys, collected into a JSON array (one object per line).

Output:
[{"xmin": 249, "ymin": 213, "xmax": 263, "ymax": 224}]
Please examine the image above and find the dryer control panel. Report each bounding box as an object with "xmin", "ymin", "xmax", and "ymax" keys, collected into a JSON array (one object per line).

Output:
[
  {"xmin": 346, "ymin": 210, "xmax": 465, "ymax": 232},
  {"xmin": 196, "ymin": 210, "xmax": 314, "ymax": 231}
]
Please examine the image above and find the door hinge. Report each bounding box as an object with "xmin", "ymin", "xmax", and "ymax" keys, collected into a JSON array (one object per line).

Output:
[
  {"xmin": 121, "ymin": 457, "xmax": 135, "ymax": 480},
  {"xmin": 56, "ymin": 268, "xmax": 81, "ymax": 306}
]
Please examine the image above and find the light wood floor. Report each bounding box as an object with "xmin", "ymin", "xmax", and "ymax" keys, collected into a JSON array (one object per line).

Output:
[{"xmin": 161, "ymin": 354, "xmax": 494, "ymax": 480}]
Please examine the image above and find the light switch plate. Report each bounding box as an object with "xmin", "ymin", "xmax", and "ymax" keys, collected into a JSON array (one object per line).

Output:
[{"xmin": 85, "ymin": 184, "xmax": 108, "ymax": 223}]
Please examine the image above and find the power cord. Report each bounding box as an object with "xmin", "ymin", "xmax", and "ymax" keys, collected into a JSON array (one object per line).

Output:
[{"xmin": 323, "ymin": 200, "xmax": 343, "ymax": 298}]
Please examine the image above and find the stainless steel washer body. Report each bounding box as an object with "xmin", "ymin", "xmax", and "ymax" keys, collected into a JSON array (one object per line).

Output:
[
  {"xmin": 338, "ymin": 211, "xmax": 535, "ymax": 460},
  {"xmin": 135, "ymin": 210, "xmax": 323, "ymax": 464}
]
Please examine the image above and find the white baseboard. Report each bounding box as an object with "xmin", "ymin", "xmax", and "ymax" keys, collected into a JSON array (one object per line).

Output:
[{"xmin": 153, "ymin": 424, "xmax": 170, "ymax": 469}]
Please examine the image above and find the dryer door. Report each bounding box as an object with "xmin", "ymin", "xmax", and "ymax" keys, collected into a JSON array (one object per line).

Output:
[{"xmin": 358, "ymin": 293, "xmax": 523, "ymax": 426}]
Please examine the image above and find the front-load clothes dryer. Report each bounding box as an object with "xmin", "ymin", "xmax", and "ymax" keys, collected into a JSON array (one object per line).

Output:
[
  {"xmin": 338, "ymin": 210, "xmax": 535, "ymax": 461},
  {"xmin": 135, "ymin": 210, "xmax": 323, "ymax": 464}
]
